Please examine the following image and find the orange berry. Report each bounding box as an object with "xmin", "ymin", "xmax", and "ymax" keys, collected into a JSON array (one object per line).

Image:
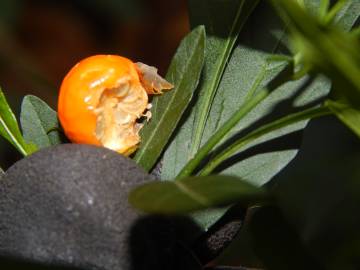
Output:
[{"xmin": 58, "ymin": 55, "xmax": 173, "ymax": 156}]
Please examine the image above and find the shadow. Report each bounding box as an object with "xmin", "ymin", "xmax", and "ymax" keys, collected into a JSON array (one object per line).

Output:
[
  {"xmin": 264, "ymin": 116, "xmax": 360, "ymax": 268},
  {"xmin": 190, "ymin": 0, "xmax": 288, "ymax": 56},
  {"xmin": 355, "ymin": 17, "xmax": 360, "ymax": 28},
  {"xmin": 194, "ymin": 63, "xmax": 327, "ymax": 174},
  {"xmin": 191, "ymin": 204, "xmax": 247, "ymax": 265},
  {"xmin": 129, "ymin": 215, "xmax": 203, "ymax": 270},
  {"xmin": 213, "ymin": 130, "xmax": 303, "ymax": 174},
  {"xmin": 248, "ymin": 206, "xmax": 324, "ymax": 270},
  {"xmin": 0, "ymin": 209, "xmax": 238, "ymax": 270},
  {"xmin": 269, "ymin": 114, "xmax": 360, "ymax": 189},
  {"xmin": 0, "ymin": 137, "xmax": 22, "ymax": 170},
  {"xmin": 237, "ymin": 1, "xmax": 289, "ymax": 55},
  {"xmin": 220, "ymin": 71, "xmax": 316, "ymax": 146},
  {"xmin": 0, "ymin": 195, "xmax": 204, "ymax": 270},
  {"xmin": 156, "ymin": 1, "xmax": 307, "ymax": 175},
  {"xmin": 189, "ymin": 0, "xmax": 247, "ymax": 38}
]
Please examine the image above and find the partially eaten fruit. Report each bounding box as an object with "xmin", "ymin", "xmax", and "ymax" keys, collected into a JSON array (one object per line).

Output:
[{"xmin": 58, "ymin": 55, "xmax": 173, "ymax": 156}]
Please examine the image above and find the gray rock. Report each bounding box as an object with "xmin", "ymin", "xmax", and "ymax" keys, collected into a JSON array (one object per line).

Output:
[{"xmin": 0, "ymin": 144, "xmax": 151, "ymax": 270}]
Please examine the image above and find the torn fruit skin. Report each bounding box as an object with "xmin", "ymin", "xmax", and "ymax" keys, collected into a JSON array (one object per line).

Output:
[{"xmin": 58, "ymin": 55, "xmax": 173, "ymax": 156}]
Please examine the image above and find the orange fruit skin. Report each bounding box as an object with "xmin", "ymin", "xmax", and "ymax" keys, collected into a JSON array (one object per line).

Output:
[{"xmin": 58, "ymin": 55, "xmax": 141, "ymax": 147}]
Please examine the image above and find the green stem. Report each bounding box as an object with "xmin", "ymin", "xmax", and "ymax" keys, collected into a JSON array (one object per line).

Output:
[
  {"xmin": 324, "ymin": 0, "xmax": 347, "ymax": 25},
  {"xmin": 16, "ymin": 144, "xmax": 28, "ymax": 156},
  {"xmin": 319, "ymin": 0, "xmax": 330, "ymax": 21},
  {"xmin": 292, "ymin": 65, "xmax": 311, "ymax": 80},
  {"xmin": 189, "ymin": 0, "xmax": 258, "ymax": 159},
  {"xmin": 176, "ymin": 88, "xmax": 269, "ymax": 179},
  {"xmin": 177, "ymin": 57, "xmax": 295, "ymax": 179},
  {"xmin": 0, "ymin": 118, "xmax": 28, "ymax": 157},
  {"xmin": 296, "ymin": 0, "xmax": 305, "ymax": 8},
  {"xmin": 199, "ymin": 105, "xmax": 333, "ymax": 176}
]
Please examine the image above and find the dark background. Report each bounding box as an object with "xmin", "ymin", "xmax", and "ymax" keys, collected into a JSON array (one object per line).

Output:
[{"xmin": 0, "ymin": 0, "xmax": 189, "ymax": 169}]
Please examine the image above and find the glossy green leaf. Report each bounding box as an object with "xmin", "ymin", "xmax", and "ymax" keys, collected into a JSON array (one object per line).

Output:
[
  {"xmin": 134, "ymin": 26, "xmax": 205, "ymax": 171},
  {"xmin": 162, "ymin": 0, "xmax": 358, "ymax": 230},
  {"xmin": 0, "ymin": 88, "xmax": 36, "ymax": 156},
  {"xmin": 129, "ymin": 175, "xmax": 268, "ymax": 214},
  {"xmin": 326, "ymin": 99, "xmax": 360, "ymax": 138},
  {"xmin": 20, "ymin": 95, "xmax": 62, "ymax": 149}
]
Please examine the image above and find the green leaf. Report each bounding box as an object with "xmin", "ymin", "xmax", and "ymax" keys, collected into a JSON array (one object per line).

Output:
[
  {"xmin": 129, "ymin": 175, "xmax": 268, "ymax": 215},
  {"xmin": 318, "ymin": 0, "xmax": 330, "ymax": 20},
  {"xmin": 188, "ymin": 0, "xmax": 261, "ymax": 158},
  {"xmin": 214, "ymin": 206, "xmax": 326, "ymax": 269},
  {"xmin": 272, "ymin": 117, "xmax": 360, "ymax": 270},
  {"xmin": 199, "ymin": 105, "xmax": 332, "ymax": 176},
  {"xmin": 162, "ymin": 2, "xmax": 301, "ymax": 231},
  {"xmin": 133, "ymin": 26, "xmax": 205, "ymax": 171},
  {"xmin": 274, "ymin": 0, "xmax": 360, "ymax": 107},
  {"xmin": 330, "ymin": 0, "xmax": 360, "ymax": 31},
  {"xmin": 0, "ymin": 88, "xmax": 36, "ymax": 156},
  {"xmin": 326, "ymin": 99, "xmax": 360, "ymax": 138},
  {"xmin": 162, "ymin": 0, "xmax": 358, "ymax": 231},
  {"xmin": 20, "ymin": 95, "xmax": 62, "ymax": 149},
  {"xmin": 163, "ymin": 1, "xmax": 326, "ymax": 182},
  {"xmin": 275, "ymin": 0, "xmax": 360, "ymax": 149},
  {"xmin": 249, "ymin": 206, "xmax": 324, "ymax": 270},
  {"xmin": 217, "ymin": 0, "xmax": 360, "ymax": 178},
  {"xmin": 161, "ymin": 0, "xmax": 259, "ymax": 174}
]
